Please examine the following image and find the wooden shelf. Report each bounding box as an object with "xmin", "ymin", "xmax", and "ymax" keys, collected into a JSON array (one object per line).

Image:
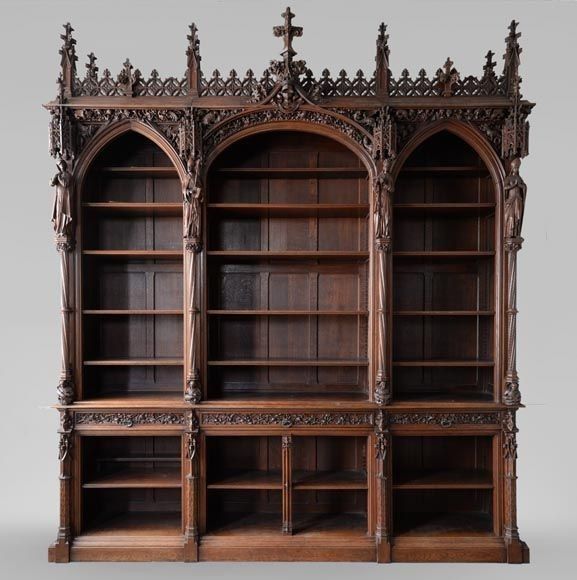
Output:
[
  {"xmin": 206, "ymin": 512, "xmax": 367, "ymax": 538},
  {"xmin": 393, "ymin": 251, "xmax": 494, "ymax": 258},
  {"xmin": 293, "ymin": 470, "xmax": 367, "ymax": 490},
  {"xmin": 393, "ymin": 203, "xmax": 495, "ymax": 213},
  {"xmin": 392, "ymin": 360, "xmax": 494, "ymax": 367},
  {"xmin": 394, "ymin": 512, "xmax": 493, "ymax": 538},
  {"xmin": 393, "ymin": 310, "xmax": 494, "ymax": 316},
  {"xmin": 83, "ymin": 309, "xmax": 183, "ymax": 315},
  {"xmin": 399, "ymin": 165, "xmax": 489, "ymax": 174},
  {"xmin": 96, "ymin": 456, "xmax": 180, "ymax": 463},
  {"xmin": 83, "ymin": 202, "xmax": 182, "ymax": 215},
  {"xmin": 83, "ymin": 250, "xmax": 183, "ymax": 259},
  {"xmin": 391, "ymin": 392, "xmax": 495, "ymax": 405},
  {"xmin": 84, "ymin": 359, "xmax": 184, "ymax": 366},
  {"xmin": 207, "ymin": 471, "xmax": 282, "ymax": 490},
  {"xmin": 207, "ymin": 359, "xmax": 369, "ymax": 367},
  {"xmin": 207, "ymin": 309, "xmax": 368, "ymax": 316},
  {"xmin": 394, "ymin": 470, "xmax": 493, "ymax": 490},
  {"xmin": 83, "ymin": 468, "xmax": 182, "ymax": 489},
  {"xmin": 207, "ymin": 251, "xmax": 369, "ymax": 261},
  {"xmin": 80, "ymin": 512, "xmax": 182, "ymax": 538},
  {"xmin": 99, "ymin": 166, "xmax": 178, "ymax": 176},
  {"xmin": 207, "ymin": 203, "xmax": 369, "ymax": 217},
  {"xmin": 214, "ymin": 167, "xmax": 367, "ymax": 177}
]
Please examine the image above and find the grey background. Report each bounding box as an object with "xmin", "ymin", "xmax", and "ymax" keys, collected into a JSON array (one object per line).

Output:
[{"xmin": 0, "ymin": 0, "xmax": 574, "ymax": 577}]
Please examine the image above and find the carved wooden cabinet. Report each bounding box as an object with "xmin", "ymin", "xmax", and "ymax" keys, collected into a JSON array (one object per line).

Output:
[{"xmin": 46, "ymin": 9, "xmax": 532, "ymax": 563}]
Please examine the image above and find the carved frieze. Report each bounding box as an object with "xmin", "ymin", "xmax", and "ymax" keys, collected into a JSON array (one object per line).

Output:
[
  {"xmin": 390, "ymin": 412, "xmax": 500, "ymax": 427},
  {"xmin": 203, "ymin": 107, "xmax": 373, "ymax": 155},
  {"xmin": 201, "ymin": 412, "xmax": 373, "ymax": 427},
  {"xmin": 75, "ymin": 412, "xmax": 185, "ymax": 427}
]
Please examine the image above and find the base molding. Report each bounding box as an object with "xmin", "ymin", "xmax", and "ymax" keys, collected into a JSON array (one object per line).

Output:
[{"xmin": 49, "ymin": 536, "xmax": 530, "ymax": 563}]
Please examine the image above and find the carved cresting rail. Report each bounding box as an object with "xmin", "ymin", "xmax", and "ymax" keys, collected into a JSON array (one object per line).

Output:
[{"xmin": 46, "ymin": 8, "xmax": 533, "ymax": 563}]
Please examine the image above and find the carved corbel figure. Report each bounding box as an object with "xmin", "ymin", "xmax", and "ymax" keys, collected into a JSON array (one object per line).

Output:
[
  {"xmin": 503, "ymin": 157, "xmax": 526, "ymax": 240},
  {"xmin": 51, "ymin": 156, "xmax": 73, "ymax": 242},
  {"xmin": 183, "ymin": 151, "xmax": 203, "ymax": 252},
  {"xmin": 374, "ymin": 157, "xmax": 394, "ymax": 250}
]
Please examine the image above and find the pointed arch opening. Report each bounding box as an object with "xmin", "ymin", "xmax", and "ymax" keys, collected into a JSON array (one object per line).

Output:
[{"xmin": 391, "ymin": 128, "xmax": 500, "ymax": 404}]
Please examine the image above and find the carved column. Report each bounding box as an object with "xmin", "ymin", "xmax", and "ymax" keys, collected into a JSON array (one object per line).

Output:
[
  {"xmin": 373, "ymin": 158, "xmax": 393, "ymax": 405},
  {"xmin": 502, "ymin": 410, "xmax": 523, "ymax": 562},
  {"xmin": 502, "ymin": 158, "xmax": 525, "ymax": 406},
  {"xmin": 282, "ymin": 435, "xmax": 293, "ymax": 534},
  {"xmin": 183, "ymin": 146, "xmax": 203, "ymax": 404},
  {"xmin": 52, "ymin": 154, "xmax": 75, "ymax": 405},
  {"xmin": 374, "ymin": 410, "xmax": 391, "ymax": 562},
  {"xmin": 184, "ymin": 411, "xmax": 200, "ymax": 561},
  {"xmin": 53, "ymin": 410, "xmax": 73, "ymax": 562}
]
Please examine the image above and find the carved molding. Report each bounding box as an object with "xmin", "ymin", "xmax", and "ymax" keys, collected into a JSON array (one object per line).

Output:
[
  {"xmin": 71, "ymin": 108, "xmax": 187, "ymax": 158},
  {"xmin": 75, "ymin": 412, "xmax": 185, "ymax": 427},
  {"xmin": 203, "ymin": 107, "xmax": 373, "ymax": 156},
  {"xmin": 201, "ymin": 412, "xmax": 373, "ymax": 427},
  {"xmin": 393, "ymin": 107, "xmax": 509, "ymax": 156},
  {"xmin": 390, "ymin": 412, "xmax": 500, "ymax": 427}
]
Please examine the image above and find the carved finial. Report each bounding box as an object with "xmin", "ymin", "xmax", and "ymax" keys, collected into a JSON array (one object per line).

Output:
[
  {"xmin": 273, "ymin": 6, "xmax": 303, "ymax": 64},
  {"xmin": 376, "ymin": 23, "xmax": 390, "ymax": 97},
  {"xmin": 118, "ymin": 58, "xmax": 140, "ymax": 97},
  {"xmin": 483, "ymin": 50, "xmax": 496, "ymax": 77},
  {"xmin": 85, "ymin": 52, "xmax": 98, "ymax": 81},
  {"xmin": 435, "ymin": 57, "xmax": 460, "ymax": 97},
  {"xmin": 59, "ymin": 23, "xmax": 77, "ymax": 98},
  {"xmin": 186, "ymin": 23, "xmax": 201, "ymax": 96},
  {"xmin": 503, "ymin": 20, "xmax": 522, "ymax": 98}
]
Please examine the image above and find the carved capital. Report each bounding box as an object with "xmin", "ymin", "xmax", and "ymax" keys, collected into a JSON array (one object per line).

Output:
[
  {"xmin": 375, "ymin": 374, "xmax": 392, "ymax": 405},
  {"xmin": 504, "ymin": 236, "xmax": 524, "ymax": 253},
  {"xmin": 503, "ymin": 377, "xmax": 522, "ymax": 406},
  {"xmin": 57, "ymin": 375, "xmax": 75, "ymax": 405},
  {"xmin": 185, "ymin": 369, "xmax": 202, "ymax": 404}
]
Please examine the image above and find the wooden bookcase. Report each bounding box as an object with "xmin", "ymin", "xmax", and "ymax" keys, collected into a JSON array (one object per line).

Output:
[{"xmin": 46, "ymin": 10, "xmax": 533, "ymax": 563}]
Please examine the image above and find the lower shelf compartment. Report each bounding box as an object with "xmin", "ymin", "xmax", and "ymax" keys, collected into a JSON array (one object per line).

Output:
[
  {"xmin": 206, "ymin": 512, "xmax": 367, "ymax": 538},
  {"xmin": 81, "ymin": 512, "xmax": 182, "ymax": 538},
  {"xmin": 395, "ymin": 512, "xmax": 494, "ymax": 538}
]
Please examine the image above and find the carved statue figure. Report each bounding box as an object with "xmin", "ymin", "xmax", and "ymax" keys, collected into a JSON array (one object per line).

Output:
[
  {"xmin": 183, "ymin": 152, "xmax": 203, "ymax": 242},
  {"xmin": 374, "ymin": 157, "xmax": 394, "ymax": 241},
  {"xmin": 51, "ymin": 157, "xmax": 73, "ymax": 237},
  {"xmin": 504, "ymin": 157, "xmax": 526, "ymax": 239}
]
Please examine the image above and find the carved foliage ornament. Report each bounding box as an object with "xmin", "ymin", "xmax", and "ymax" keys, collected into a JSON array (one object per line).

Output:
[
  {"xmin": 201, "ymin": 412, "xmax": 373, "ymax": 427},
  {"xmin": 75, "ymin": 413, "xmax": 185, "ymax": 427},
  {"xmin": 390, "ymin": 412, "xmax": 500, "ymax": 427},
  {"xmin": 203, "ymin": 107, "xmax": 373, "ymax": 155}
]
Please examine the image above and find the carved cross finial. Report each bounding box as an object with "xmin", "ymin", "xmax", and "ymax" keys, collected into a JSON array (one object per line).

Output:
[
  {"xmin": 376, "ymin": 23, "xmax": 390, "ymax": 97},
  {"xmin": 435, "ymin": 57, "xmax": 460, "ymax": 97},
  {"xmin": 59, "ymin": 22, "xmax": 77, "ymax": 98},
  {"xmin": 186, "ymin": 23, "xmax": 202, "ymax": 95},
  {"xmin": 483, "ymin": 50, "xmax": 496, "ymax": 75},
  {"xmin": 118, "ymin": 58, "xmax": 140, "ymax": 97},
  {"xmin": 273, "ymin": 7, "xmax": 303, "ymax": 64},
  {"xmin": 503, "ymin": 20, "xmax": 522, "ymax": 98},
  {"xmin": 86, "ymin": 52, "xmax": 98, "ymax": 80}
]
